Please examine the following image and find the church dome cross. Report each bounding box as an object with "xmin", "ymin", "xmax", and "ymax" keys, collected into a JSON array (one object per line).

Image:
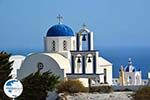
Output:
[{"xmin": 57, "ymin": 14, "xmax": 63, "ymax": 24}]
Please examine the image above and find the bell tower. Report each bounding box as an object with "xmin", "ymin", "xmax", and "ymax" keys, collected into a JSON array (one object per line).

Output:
[{"xmin": 67, "ymin": 24, "xmax": 100, "ymax": 81}]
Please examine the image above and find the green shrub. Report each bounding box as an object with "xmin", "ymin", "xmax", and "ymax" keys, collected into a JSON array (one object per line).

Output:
[
  {"xmin": 57, "ymin": 79, "xmax": 88, "ymax": 93},
  {"xmin": 18, "ymin": 71, "xmax": 59, "ymax": 100},
  {"xmin": 89, "ymin": 86, "xmax": 113, "ymax": 93},
  {"xmin": 132, "ymin": 86, "xmax": 150, "ymax": 100}
]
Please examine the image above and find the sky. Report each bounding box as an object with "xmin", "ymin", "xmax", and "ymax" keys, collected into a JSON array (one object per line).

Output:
[{"xmin": 0, "ymin": 0, "xmax": 150, "ymax": 54}]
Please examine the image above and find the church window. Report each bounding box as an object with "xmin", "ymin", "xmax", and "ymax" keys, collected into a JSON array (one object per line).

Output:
[
  {"xmin": 63, "ymin": 40, "xmax": 67, "ymax": 50},
  {"xmin": 37, "ymin": 62, "xmax": 44, "ymax": 70},
  {"xmin": 128, "ymin": 76, "xmax": 132, "ymax": 85},
  {"xmin": 52, "ymin": 41, "xmax": 56, "ymax": 51}
]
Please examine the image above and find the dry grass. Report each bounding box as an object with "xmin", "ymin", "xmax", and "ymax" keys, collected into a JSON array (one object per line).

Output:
[
  {"xmin": 132, "ymin": 86, "xmax": 150, "ymax": 100},
  {"xmin": 57, "ymin": 79, "xmax": 88, "ymax": 93}
]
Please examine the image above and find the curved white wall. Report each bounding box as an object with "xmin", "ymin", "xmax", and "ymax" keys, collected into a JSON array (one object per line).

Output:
[{"xmin": 17, "ymin": 53, "xmax": 65, "ymax": 80}]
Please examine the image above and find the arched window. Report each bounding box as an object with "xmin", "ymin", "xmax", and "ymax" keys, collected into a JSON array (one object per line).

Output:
[
  {"xmin": 52, "ymin": 40, "xmax": 56, "ymax": 51},
  {"xmin": 128, "ymin": 76, "xmax": 132, "ymax": 85},
  {"xmin": 63, "ymin": 40, "xmax": 67, "ymax": 50}
]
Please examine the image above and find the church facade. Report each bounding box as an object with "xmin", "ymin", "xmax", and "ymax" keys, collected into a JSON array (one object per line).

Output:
[{"xmin": 17, "ymin": 18, "xmax": 113, "ymax": 86}]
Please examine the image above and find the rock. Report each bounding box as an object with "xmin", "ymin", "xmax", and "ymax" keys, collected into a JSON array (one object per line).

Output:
[{"xmin": 57, "ymin": 93, "xmax": 67, "ymax": 100}]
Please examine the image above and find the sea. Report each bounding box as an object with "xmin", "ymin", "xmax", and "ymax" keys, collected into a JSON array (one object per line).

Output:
[
  {"xmin": 9, "ymin": 47, "xmax": 150, "ymax": 79},
  {"xmin": 98, "ymin": 47, "xmax": 150, "ymax": 79}
]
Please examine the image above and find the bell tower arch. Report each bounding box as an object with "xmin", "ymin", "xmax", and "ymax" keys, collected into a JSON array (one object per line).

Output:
[{"xmin": 76, "ymin": 24, "xmax": 94, "ymax": 51}]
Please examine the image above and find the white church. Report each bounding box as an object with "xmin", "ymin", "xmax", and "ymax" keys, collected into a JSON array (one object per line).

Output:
[
  {"xmin": 119, "ymin": 58, "xmax": 142, "ymax": 86},
  {"xmin": 11, "ymin": 16, "xmax": 113, "ymax": 86},
  {"xmin": 112, "ymin": 58, "xmax": 150, "ymax": 87}
]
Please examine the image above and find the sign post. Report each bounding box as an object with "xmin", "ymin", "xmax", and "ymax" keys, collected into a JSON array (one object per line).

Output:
[{"xmin": 3, "ymin": 79, "xmax": 23, "ymax": 99}]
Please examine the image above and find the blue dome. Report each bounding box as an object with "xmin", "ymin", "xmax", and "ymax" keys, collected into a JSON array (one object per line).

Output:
[
  {"xmin": 125, "ymin": 65, "xmax": 136, "ymax": 72},
  {"xmin": 124, "ymin": 58, "xmax": 136, "ymax": 72},
  {"xmin": 47, "ymin": 24, "xmax": 74, "ymax": 37}
]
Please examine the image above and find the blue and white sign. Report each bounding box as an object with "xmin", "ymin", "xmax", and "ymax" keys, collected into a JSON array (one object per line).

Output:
[{"xmin": 3, "ymin": 79, "xmax": 23, "ymax": 99}]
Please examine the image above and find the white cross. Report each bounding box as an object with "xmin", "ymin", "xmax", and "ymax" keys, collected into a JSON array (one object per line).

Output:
[{"xmin": 57, "ymin": 14, "xmax": 63, "ymax": 24}]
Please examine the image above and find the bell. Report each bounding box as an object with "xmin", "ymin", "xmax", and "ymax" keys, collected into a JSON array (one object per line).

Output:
[
  {"xmin": 88, "ymin": 57, "xmax": 91, "ymax": 63},
  {"xmin": 82, "ymin": 34, "xmax": 86, "ymax": 41},
  {"xmin": 77, "ymin": 57, "xmax": 81, "ymax": 63}
]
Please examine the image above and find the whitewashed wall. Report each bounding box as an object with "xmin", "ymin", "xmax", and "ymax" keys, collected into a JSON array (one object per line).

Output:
[
  {"xmin": 44, "ymin": 36, "xmax": 76, "ymax": 52},
  {"xmin": 17, "ymin": 53, "xmax": 65, "ymax": 80}
]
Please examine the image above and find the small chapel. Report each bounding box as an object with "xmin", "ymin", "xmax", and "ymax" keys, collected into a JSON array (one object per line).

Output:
[
  {"xmin": 17, "ymin": 15, "xmax": 113, "ymax": 86},
  {"xmin": 119, "ymin": 58, "xmax": 142, "ymax": 86}
]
